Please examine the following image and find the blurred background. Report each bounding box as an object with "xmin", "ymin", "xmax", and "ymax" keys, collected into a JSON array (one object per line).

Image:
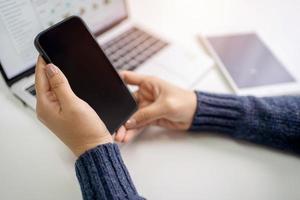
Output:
[
  {"xmin": 128, "ymin": 0, "xmax": 300, "ymax": 88},
  {"xmin": 0, "ymin": 0, "xmax": 300, "ymax": 200}
]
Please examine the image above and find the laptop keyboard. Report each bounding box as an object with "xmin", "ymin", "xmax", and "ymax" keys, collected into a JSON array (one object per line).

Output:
[
  {"xmin": 26, "ymin": 85, "xmax": 36, "ymax": 96},
  {"xmin": 102, "ymin": 27, "xmax": 168, "ymax": 71},
  {"xmin": 27, "ymin": 27, "xmax": 168, "ymax": 96}
]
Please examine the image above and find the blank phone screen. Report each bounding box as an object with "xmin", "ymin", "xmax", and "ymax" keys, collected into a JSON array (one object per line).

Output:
[{"xmin": 36, "ymin": 16, "xmax": 137, "ymax": 133}]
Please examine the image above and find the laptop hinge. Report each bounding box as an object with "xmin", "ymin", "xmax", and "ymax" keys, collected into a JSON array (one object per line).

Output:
[{"xmin": 6, "ymin": 67, "xmax": 35, "ymax": 87}]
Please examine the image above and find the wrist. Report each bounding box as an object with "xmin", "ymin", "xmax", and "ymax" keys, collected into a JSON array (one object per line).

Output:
[
  {"xmin": 73, "ymin": 135, "xmax": 113, "ymax": 157},
  {"xmin": 184, "ymin": 90, "xmax": 197, "ymax": 129}
]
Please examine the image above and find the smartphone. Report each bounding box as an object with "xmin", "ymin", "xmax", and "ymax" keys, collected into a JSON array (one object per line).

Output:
[{"xmin": 34, "ymin": 16, "xmax": 137, "ymax": 134}]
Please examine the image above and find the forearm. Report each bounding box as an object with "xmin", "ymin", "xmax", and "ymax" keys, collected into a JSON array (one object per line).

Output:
[
  {"xmin": 75, "ymin": 143, "xmax": 144, "ymax": 200},
  {"xmin": 189, "ymin": 92, "xmax": 300, "ymax": 154}
]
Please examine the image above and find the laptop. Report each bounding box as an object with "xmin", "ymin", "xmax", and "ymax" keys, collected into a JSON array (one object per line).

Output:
[{"xmin": 0, "ymin": 0, "xmax": 213, "ymax": 110}]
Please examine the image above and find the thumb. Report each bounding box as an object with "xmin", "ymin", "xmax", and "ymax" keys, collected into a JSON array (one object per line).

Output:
[
  {"xmin": 45, "ymin": 64, "xmax": 75, "ymax": 106},
  {"xmin": 125, "ymin": 103, "xmax": 164, "ymax": 129}
]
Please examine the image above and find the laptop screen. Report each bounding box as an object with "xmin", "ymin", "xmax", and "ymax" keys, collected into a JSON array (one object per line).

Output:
[{"xmin": 0, "ymin": 0, "xmax": 127, "ymax": 81}]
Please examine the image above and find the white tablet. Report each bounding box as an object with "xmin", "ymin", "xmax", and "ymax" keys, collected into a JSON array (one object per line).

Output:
[{"xmin": 199, "ymin": 33, "xmax": 300, "ymax": 96}]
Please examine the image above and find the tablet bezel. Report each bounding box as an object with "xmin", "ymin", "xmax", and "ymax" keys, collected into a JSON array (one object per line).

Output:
[{"xmin": 199, "ymin": 34, "xmax": 300, "ymax": 97}]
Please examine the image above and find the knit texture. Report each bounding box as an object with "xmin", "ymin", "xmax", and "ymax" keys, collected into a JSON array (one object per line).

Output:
[
  {"xmin": 190, "ymin": 92, "xmax": 300, "ymax": 154},
  {"xmin": 75, "ymin": 92, "xmax": 300, "ymax": 200},
  {"xmin": 75, "ymin": 143, "xmax": 144, "ymax": 200}
]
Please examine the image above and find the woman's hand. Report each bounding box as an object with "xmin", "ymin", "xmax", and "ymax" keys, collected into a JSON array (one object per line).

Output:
[
  {"xmin": 35, "ymin": 57, "xmax": 112, "ymax": 157},
  {"xmin": 115, "ymin": 71, "xmax": 197, "ymax": 143}
]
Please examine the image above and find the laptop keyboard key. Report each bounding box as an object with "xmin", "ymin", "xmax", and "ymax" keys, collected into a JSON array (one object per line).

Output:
[
  {"xmin": 102, "ymin": 27, "xmax": 168, "ymax": 71},
  {"xmin": 26, "ymin": 85, "xmax": 36, "ymax": 96}
]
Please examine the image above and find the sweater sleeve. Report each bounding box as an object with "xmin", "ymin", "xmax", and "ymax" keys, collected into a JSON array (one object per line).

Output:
[
  {"xmin": 189, "ymin": 91, "xmax": 300, "ymax": 154},
  {"xmin": 75, "ymin": 143, "xmax": 144, "ymax": 200}
]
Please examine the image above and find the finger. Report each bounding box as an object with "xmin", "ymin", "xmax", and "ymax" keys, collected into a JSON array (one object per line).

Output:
[
  {"xmin": 132, "ymin": 91, "xmax": 139, "ymax": 103},
  {"xmin": 123, "ymin": 129, "xmax": 141, "ymax": 143},
  {"xmin": 154, "ymin": 119, "xmax": 177, "ymax": 130},
  {"xmin": 118, "ymin": 71, "xmax": 125, "ymax": 80},
  {"xmin": 125, "ymin": 102, "xmax": 164, "ymax": 129},
  {"xmin": 140, "ymin": 86, "xmax": 156, "ymax": 101},
  {"xmin": 114, "ymin": 126, "xmax": 126, "ymax": 142},
  {"xmin": 121, "ymin": 71, "xmax": 146, "ymax": 86},
  {"xmin": 133, "ymin": 89, "xmax": 154, "ymax": 106},
  {"xmin": 44, "ymin": 64, "xmax": 75, "ymax": 106},
  {"xmin": 35, "ymin": 56, "xmax": 50, "ymax": 99}
]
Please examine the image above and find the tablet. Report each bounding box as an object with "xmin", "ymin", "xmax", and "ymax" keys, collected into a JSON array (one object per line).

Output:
[
  {"xmin": 35, "ymin": 16, "xmax": 137, "ymax": 133},
  {"xmin": 200, "ymin": 33, "xmax": 300, "ymax": 96}
]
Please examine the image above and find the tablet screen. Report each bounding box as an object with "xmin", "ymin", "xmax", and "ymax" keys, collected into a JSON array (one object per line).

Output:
[{"xmin": 207, "ymin": 33, "xmax": 295, "ymax": 88}]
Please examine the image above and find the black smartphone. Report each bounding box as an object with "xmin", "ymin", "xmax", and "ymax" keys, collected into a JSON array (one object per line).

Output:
[{"xmin": 34, "ymin": 16, "xmax": 137, "ymax": 134}]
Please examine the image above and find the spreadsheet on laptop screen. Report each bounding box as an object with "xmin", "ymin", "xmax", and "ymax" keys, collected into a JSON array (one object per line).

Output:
[{"xmin": 0, "ymin": 0, "xmax": 126, "ymax": 79}]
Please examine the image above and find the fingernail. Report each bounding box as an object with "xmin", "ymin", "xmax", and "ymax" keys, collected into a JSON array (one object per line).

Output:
[
  {"xmin": 119, "ymin": 72, "xmax": 124, "ymax": 79},
  {"xmin": 125, "ymin": 119, "xmax": 136, "ymax": 129},
  {"xmin": 45, "ymin": 64, "xmax": 58, "ymax": 78}
]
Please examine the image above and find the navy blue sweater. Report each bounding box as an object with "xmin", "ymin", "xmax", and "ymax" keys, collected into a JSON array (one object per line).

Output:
[{"xmin": 75, "ymin": 92, "xmax": 300, "ymax": 199}]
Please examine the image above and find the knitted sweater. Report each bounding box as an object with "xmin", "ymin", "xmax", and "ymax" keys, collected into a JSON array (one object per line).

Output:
[{"xmin": 75, "ymin": 92, "xmax": 300, "ymax": 199}]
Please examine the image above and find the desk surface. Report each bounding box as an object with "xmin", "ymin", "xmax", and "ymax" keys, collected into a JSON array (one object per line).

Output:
[{"xmin": 1, "ymin": 0, "xmax": 300, "ymax": 199}]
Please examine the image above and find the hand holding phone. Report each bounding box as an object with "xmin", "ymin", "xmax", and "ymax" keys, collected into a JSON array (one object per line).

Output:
[
  {"xmin": 34, "ymin": 16, "xmax": 137, "ymax": 133},
  {"xmin": 35, "ymin": 57, "xmax": 113, "ymax": 156}
]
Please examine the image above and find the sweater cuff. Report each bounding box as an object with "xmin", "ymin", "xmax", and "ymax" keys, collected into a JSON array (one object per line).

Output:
[
  {"xmin": 75, "ymin": 143, "xmax": 142, "ymax": 200},
  {"xmin": 189, "ymin": 92, "xmax": 244, "ymax": 135}
]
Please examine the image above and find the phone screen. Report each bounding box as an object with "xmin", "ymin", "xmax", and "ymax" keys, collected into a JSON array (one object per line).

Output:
[{"xmin": 35, "ymin": 16, "xmax": 137, "ymax": 133}]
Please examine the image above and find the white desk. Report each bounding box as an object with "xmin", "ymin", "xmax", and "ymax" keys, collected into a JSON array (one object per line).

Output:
[{"xmin": 1, "ymin": 0, "xmax": 300, "ymax": 199}]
